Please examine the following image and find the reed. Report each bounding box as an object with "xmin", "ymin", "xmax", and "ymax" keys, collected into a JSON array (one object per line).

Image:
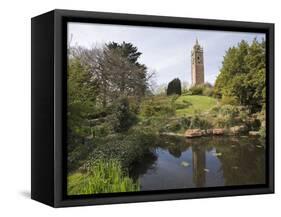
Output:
[{"xmin": 68, "ymin": 159, "xmax": 139, "ymax": 195}]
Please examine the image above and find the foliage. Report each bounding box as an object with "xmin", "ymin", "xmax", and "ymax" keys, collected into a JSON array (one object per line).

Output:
[
  {"xmin": 102, "ymin": 42, "xmax": 148, "ymax": 101},
  {"xmin": 140, "ymin": 96, "xmax": 176, "ymax": 117},
  {"xmin": 67, "ymin": 58, "xmax": 97, "ymax": 137},
  {"xmin": 112, "ymin": 97, "xmax": 137, "ymax": 133},
  {"xmin": 69, "ymin": 42, "xmax": 150, "ymax": 108},
  {"xmin": 189, "ymin": 85, "xmax": 203, "ymax": 95},
  {"xmin": 68, "ymin": 141, "xmax": 94, "ymax": 172},
  {"xmin": 92, "ymin": 123, "xmax": 112, "ymax": 138},
  {"xmin": 210, "ymin": 105, "xmax": 249, "ymax": 128},
  {"xmin": 202, "ymin": 83, "xmax": 214, "ymax": 96},
  {"xmin": 257, "ymin": 108, "xmax": 266, "ymax": 139},
  {"xmin": 220, "ymin": 95, "xmax": 239, "ymax": 106},
  {"xmin": 85, "ymin": 129, "xmax": 157, "ymax": 170},
  {"xmin": 188, "ymin": 115, "xmax": 212, "ymax": 129},
  {"xmin": 259, "ymin": 125, "xmax": 266, "ymax": 139},
  {"xmin": 67, "ymin": 42, "xmax": 151, "ymax": 174},
  {"xmin": 160, "ymin": 115, "xmax": 212, "ymax": 133},
  {"xmin": 67, "ymin": 58, "xmax": 99, "ymax": 171},
  {"xmin": 167, "ymin": 78, "xmax": 182, "ymax": 96},
  {"xmin": 214, "ymin": 39, "xmax": 266, "ymax": 113},
  {"xmin": 189, "ymin": 83, "xmax": 214, "ymax": 96},
  {"xmin": 68, "ymin": 160, "xmax": 139, "ymax": 195}
]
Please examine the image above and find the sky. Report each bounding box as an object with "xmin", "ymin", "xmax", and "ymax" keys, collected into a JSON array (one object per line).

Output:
[{"xmin": 68, "ymin": 22, "xmax": 265, "ymax": 86}]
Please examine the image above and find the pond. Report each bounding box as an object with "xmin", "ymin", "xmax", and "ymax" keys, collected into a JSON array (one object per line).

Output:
[{"xmin": 131, "ymin": 136, "xmax": 266, "ymax": 191}]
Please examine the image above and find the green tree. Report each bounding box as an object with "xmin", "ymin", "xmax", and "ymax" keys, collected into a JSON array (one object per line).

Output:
[
  {"xmin": 112, "ymin": 97, "xmax": 137, "ymax": 133},
  {"xmin": 67, "ymin": 57, "xmax": 99, "ymax": 170},
  {"xmin": 103, "ymin": 42, "xmax": 149, "ymax": 100},
  {"xmin": 69, "ymin": 42, "xmax": 150, "ymax": 108},
  {"xmin": 106, "ymin": 41, "xmax": 142, "ymax": 64},
  {"xmin": 167, "ymin": 78, "xmax": 182, "ymax": 96},
  {"xmin": 214, "ymin": 39, "xmax": 266, "ymax": 112}
]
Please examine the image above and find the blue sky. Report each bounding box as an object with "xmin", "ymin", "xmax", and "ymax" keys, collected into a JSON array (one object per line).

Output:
[{"xmin": 68, "ymin": 22, "xmax": 265, "ymax": 86}]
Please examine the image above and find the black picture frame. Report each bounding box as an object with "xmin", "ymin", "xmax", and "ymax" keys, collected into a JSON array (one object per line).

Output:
[{"xmin": 31, "ymin": 9, "xmax": 274, "ymax": 207}]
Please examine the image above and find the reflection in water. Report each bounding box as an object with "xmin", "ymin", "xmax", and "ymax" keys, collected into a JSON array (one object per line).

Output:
[
  {"xmin": 132, "ymin": 136, "xmax": 265, "ymax": 191},
  {"xmin": 192, "ymin": 144, "xmax": 206, "ymax": 187}
]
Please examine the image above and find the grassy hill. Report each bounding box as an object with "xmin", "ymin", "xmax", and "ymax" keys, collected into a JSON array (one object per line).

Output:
[
  {"xmin": 175, "ymin": 95, "xmax": 217, "ymax": 116},
  {"xmin": 139, "ymin": 94, "xmax": 218, "ymax": 118}
]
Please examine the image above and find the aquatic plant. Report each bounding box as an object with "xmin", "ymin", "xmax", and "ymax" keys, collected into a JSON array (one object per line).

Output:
[{"xmin": 68, "ymin": 160, "xmax": 139, "ymax": 195}]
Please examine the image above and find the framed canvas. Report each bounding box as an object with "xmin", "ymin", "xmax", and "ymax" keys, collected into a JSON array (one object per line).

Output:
[{"xmin": 31, "ymin": 9, "xmax": 274, "ymax": 207}]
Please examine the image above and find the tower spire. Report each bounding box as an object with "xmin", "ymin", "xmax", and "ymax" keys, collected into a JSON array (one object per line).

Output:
[{"xmin": 191, "ymin": 37, "xmax": 204, "ymax": 85}]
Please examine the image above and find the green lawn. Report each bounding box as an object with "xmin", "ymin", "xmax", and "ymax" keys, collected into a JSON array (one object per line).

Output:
[{"xmin": 175, "ymin": 95, "xmax": 217, "ymax": 116}]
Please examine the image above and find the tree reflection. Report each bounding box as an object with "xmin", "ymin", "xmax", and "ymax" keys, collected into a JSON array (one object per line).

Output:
[
  {"xmin": 214, "ymin": 137, "xmax": 266, "ymax": 185},
  {"xmin": 192, "ymin": 144, "xmax": 206, "ymax": 187}
]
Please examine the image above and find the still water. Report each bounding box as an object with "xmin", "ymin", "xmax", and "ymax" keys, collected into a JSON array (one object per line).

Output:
[{"xmin": 132, "ymin": 136, "xmax": 266, "ymax": 191}]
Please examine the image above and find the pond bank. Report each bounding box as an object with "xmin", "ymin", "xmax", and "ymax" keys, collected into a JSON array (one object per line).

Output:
[{"xmin": 160, "ymin": 127, "xmax": 261, "ymax": 138}]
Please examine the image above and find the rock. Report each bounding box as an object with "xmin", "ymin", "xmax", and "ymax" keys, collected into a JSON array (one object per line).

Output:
[
  {"xmin": 160, "ymin": 132, "xmax": 184, "ymax": 137},
  {"xmin": 184, "ymin": 129, "xmax": 202, "ymax": 138},
  {"xmin": 249, "ymin": 131, "xmax": 260, "ymax": 136},
  {"xmin": 229, "ymin": 125, "xmax": 247, "ymax": 135},
  {"xmin": 212, "ymin": 128, "xmax": 224, "ymax": 135},
  {"xmin": 181, "ymin": 161, "xmax": 190, "ymax": 167},
  {"xmin": 201, "ymin": 130, "xmax": 207, "ymax": 136},
  {"xmin": 206, "ymin": 129, "xmax": 213, "ymax": 135}
]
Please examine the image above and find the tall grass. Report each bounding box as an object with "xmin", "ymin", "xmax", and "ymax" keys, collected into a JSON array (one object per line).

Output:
[{"xmin": 68, "ymin": 160, "xmax": 139, "ymax": 195}]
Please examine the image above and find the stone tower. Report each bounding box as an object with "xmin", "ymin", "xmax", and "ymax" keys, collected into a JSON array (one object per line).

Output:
[{"xmin": 191, "ymin": 38, "xmax": 204, "ymax": 85}]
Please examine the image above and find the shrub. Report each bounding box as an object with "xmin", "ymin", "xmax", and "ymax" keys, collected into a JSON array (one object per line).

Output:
[
  {"xmin": 161, "ymin": 116, "xmax": 212, "ymax": 132},
  {"xmin": 220, "ymin": 95, "xmax": 238, "ymax": 105},
  {"xmin": 161, "ymin": 119, "xmax": 182, "ymax": 132},
  {"xmin": 92, "ymin": 123, "xmax": 112, "ymax": 138},
  {"xmin": 68, "ymin": 160, "xmax": 139, "ymax": 195},
  {"xmin": 188, "ymin": 115, "xmax": 212, "ymax": 129},
  {"xmin": 259, "ymin": 125, "xmax": 266, "ymax": 139},
  {"xmin": 189, "ymin": 85, "xmax": 203, "ymax": 95},
  {"xmin": 202, "ymin": 86, "xmax": 214, "ymax": 96},
  {"xmin": 189, "ymin": 83, "xmax": 215, "ymax": 96},
  {"xmin": 112, "ymin": 97, "xmax": 137, "ymax": 132},
  {"xmin": 127, "ymin": 96, "xmax": 141, "ymax": 114},
  {"xmin": 140, "ymin": 100, "xmax": 175, "ymax": 117},
  {"xmin": 256, "ymin": 110, "xmax": 265, "ymax": 135},
  {"xmin": 85, "ymin": 129, "xmax": 157, "ymax": 170},
  {"xmin": 68, "ymin": 141, "xmax": 95, "ymax": 172},
  {"xmin": 210, "ymin": 105, "xmax": 249, "ymax": 128}
]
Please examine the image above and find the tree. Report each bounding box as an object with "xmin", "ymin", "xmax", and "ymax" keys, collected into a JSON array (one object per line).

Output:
[
  {"xmin": 214, "ymin": 38, "xmax": 266, "ymax": 112},
  {"xmin": 67, "ymin": 57, "xmax": 100, "ymax": 170},
  {"xmin": 112, "ymin": 97, "xmax": 137, "ymax": 133},
  {"xmin": 69, "ymin": 42, "xmax": 151, "ymax": 108},
  {"xmin": 167, "ymin": 78, "xmax": 182, "ymax": 95},
  {"xmin": 67, "ymin": 57, "xmax": 98, "ymax": 138},
  {"xmin": 106, "ymin": 41, "xmax": 142, "ymax": 64},
  {"xmin": 103, "ymin": 42, "xmax": 149, "ymax": 100}
]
